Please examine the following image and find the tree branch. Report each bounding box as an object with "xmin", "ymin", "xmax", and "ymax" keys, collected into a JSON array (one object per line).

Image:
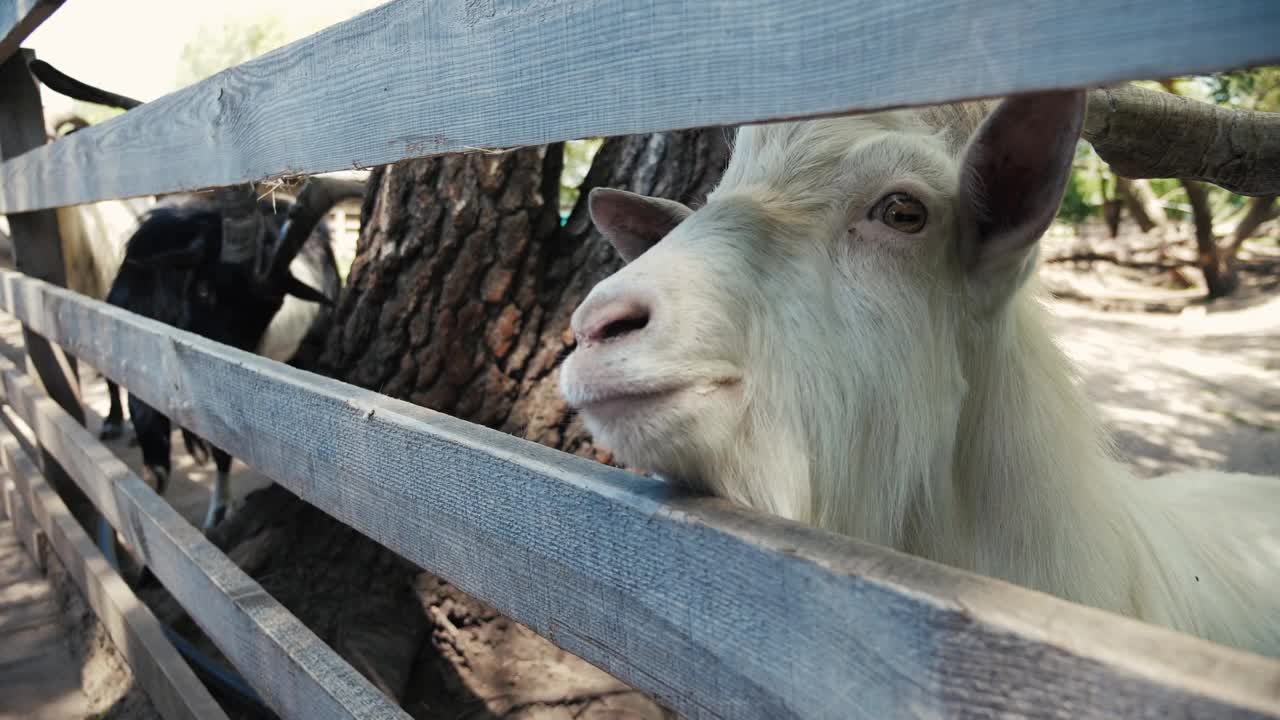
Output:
[
  {"xmin": 1044, "ymin": 253, "xmax": 1177, "ymax": 272},
  {"xmin": 1085, "ymin": 86, "xmax": 1280, "ymax": 197},
  {"xmin": 1229, "ymin": 195, "xmax": 1278, "ymax": 251}
]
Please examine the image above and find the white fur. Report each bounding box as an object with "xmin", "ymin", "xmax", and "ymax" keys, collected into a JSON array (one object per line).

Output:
[
  {"xmin": 255, "ymin": 255, "xmax": 325, "ymax": 362},
  {"xmin": 56, "ymin": 198, "xmax": 155, "ymax": 301},
  {"xmin": 203, "ymin": 468, "xmax": 232, "ymax": 531},
  {"xmin": 560, "ymin": 103, "xmax": 1280, "ymax": 657}
]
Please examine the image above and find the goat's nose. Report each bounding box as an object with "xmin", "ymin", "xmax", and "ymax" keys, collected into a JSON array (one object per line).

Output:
[{"xmin": 573, "ymin": 294, "xmax": 653, "ymax": 346}]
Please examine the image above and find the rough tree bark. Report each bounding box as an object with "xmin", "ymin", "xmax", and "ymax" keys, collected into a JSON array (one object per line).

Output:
[
  {"xmin": 1084, "ymin": 85, "xmax": 1280, "ymax": 197},
  {"xmin": 1181, "ymin": 179, "xmax": 1240, "ymax": 299},
  {"xmin": 182, "ymin": 129, "xmax": 730, "ymax": 719}
]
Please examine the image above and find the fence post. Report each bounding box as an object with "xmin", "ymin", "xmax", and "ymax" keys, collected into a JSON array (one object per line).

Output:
[{"xmin": 0, "ymin": 47, "xmax": 94, "ymax": 531}]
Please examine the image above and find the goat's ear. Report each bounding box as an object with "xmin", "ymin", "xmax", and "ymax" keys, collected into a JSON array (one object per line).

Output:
[
  {"xmin": 589, "ymin": 187, "xmax": 691, "ymax": 263},
  {"xmin": 956, "ymin": 90, "xmax": 1086, "ymax": 301}
]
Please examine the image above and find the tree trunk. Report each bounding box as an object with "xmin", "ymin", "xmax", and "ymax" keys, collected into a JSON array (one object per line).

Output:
[
  {"xmin": 1181, "ymin": 179, "xmax": 1239, "ymax": 299},
  {"xmin": 1229, "ymin": 195, "xmax": 1278, "ymax": 252},
  {"xmin": 1115, "ymin": 177, "xmax": 1165, "ymax": 234},
  {"xmin": 189, "ymin": 129, "xmax": 731, "ymax": 719},
  {"xmin": 1102, "ymin": 198, "xmax": 1123, "ymax": 238}
]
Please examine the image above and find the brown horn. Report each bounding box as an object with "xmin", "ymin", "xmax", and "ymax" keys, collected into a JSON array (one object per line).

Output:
[{"xmin": 260, "ymin": 176, "xmax": 365, "ymax": 289}]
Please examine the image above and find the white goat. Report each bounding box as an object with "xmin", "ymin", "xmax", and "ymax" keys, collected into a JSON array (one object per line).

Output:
[
  {"xmin": 57, "ymin": 197, "xmax": 154, "ymax": 300},
  {"xmin": 559, "ymin": 90, "xmax": 1280, "ymax": 658}
]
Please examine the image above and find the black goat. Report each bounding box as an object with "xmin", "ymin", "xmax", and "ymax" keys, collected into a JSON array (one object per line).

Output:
[
  {"xmin": 29, "ymin": 58, "xmax": 363, "ymax": 531},
  {"xmin": 106, "ymin": 180, "xmax": 358, "ymax": 531}
]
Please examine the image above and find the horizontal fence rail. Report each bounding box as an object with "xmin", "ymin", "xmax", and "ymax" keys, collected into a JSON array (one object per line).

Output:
[
  {"xmin": 0, "ymin": 332, "xmax": 409, "ymax": 719},
  {"xmin": 3, "ymin": 270, "xmax": 1279, "ymax": 719},
  {"xmin": 0, "ymin": 0, "xmax": 60, "ymax": 65},
  {"xmin": 0, "ymin": 419, "xmax": 231, "ymax": 720},
  {"xmin": 3, "ymin": 0, "xmax": 1280, "ymax": 212}
]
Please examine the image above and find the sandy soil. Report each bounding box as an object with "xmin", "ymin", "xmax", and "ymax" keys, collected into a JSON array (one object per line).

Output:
[
  {"xmin": 1052, "ymin": 293, "xmax": 1280, "ymax": 478},
  {"xmin": 1041, "ymin": 221, "xmax": 1279, "ymax": 478}
]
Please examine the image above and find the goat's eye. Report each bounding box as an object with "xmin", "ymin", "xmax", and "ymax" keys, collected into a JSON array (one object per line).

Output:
[{"xmin": 872, "ymin": 193, "xmax": 927, "ymax": 233}]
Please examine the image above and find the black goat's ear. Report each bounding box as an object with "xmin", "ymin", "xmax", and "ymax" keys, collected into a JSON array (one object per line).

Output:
[{"xmin": 282, "ymin": 273, "xmax": 333, "ymax": 305}]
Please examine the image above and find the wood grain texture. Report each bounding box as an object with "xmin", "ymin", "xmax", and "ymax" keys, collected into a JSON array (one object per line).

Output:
[
  {"xmin": 0, "ymin": 425, "xmax": 230, "ymax": 720},
  {"xmin": 0, "ymin": 477, "xmax": 40, "ymax": 572},
  {"xmin": 0, "ymin": 50, "xmax": 81, "ymax": 418},
  {"xmin": 0, "ymin": 0, "xmax": 62, "ymax": 64},
  {"xmin": 3, "ymin": 0, "xmax": 1280, "ymax": 212},
  {"xmin": 2, "ymin": 271, "xmax": 1277, "ymax": 719},
  {"xmin": 0, "ymin": 49, "xmax": 96, "ymax": 545},
  {"xmin": 0, "ymin": 347, "xmax": 409, "ymax": 719},
  {"xmin": 0, "ymin": 494, "xmax": 92, "ymax": 720}
]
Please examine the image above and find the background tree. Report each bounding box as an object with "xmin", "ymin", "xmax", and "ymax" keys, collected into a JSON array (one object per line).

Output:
[
  {"xmin": 178, "ymin": 129, "xmax": 731, "ymax": 718},
  {"xmin": 176, "ymin": 16, "xmax": 289, "ymax": 87},
  {"xmin": 1165, "ymin": 73, "xmax": 1278, "ymax": 298},
  {"xmin": 1048, "ymin": 70, "xmax": 1279, "ymax": 299}
]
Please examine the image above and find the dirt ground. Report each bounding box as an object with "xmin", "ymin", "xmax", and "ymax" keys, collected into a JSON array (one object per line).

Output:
[
  {"xmin": 6, "ymin": 218, "xmax": 1278, "ymax": 718},
  {"xmin": 1040, "ymin": 220, "xmax": 1279, "ymax": 479}
]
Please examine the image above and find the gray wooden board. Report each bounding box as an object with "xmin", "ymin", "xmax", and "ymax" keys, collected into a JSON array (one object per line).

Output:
[
  {"xmin": 0, "ymin": 351, "xmax": 409, "ymax": 719},
  {"xmin": 0, "ymin": 0, "xmax": 62, "ymax": 65},
  {"xmin": 0, "ymin": 49, "xmax": 83, "ymax": 419},
  {"xmin": 0, "ymin": 479, "xmax": 92, "ymax": 720},
  {"xmin": 1, "ymin": 273, "xmax": 1277, "ymax": 718},
  {"xmin": 0, "ymin": 428, "xmax": 231, "ymax": 720},
  {"xmin": 4, "ymin": 0, "xmax": 1280, "ymax": 212},
  {"xmin": 0, "ymin": 507, "xmax": 47, "ymax": 614},
  {"xmin": 0, "ymin": 49, "xmax": 93, "ymax": 554},
  {"xmin": 1, "ymin": 474, "xmax": 40, "ymax": 570}
]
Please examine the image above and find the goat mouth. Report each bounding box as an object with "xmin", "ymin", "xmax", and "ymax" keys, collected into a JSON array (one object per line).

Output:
[{"xmin": 566, "ymin": 376, "xmax": 741, "ymax": 416}]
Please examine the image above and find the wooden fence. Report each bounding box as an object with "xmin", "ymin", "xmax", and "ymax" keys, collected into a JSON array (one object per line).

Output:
[{"xmin": 1, "ymin": 1, "xmax": 1279, "ymax": 718}]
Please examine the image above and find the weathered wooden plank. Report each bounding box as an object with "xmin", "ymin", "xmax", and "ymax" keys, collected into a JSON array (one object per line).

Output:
[
  {"xmin": 0, "ymin": 490, "xmax": 41, "ymax": 577},
  {"xmin": 0, "ymin": 496, "xmax": 91, "ymax": 720},
  {"xmin": 0, "ymin": 427, "xmax": 230, "ymax": 720},
  {"xmin": 0, "ymin": 49, "xmax": 96, "ymax": 537},
  {"xmin": 4, "ymin": 0, "xmax": 1280, "ymax": 212},
  {"xmin": 0, "ymin": 50, "xmax": 81, "ymax": 417},
  {"xmin": 2, "ymin": 271, "xmax": 1277, "ymax": 719},
  {"xmin": 0, "ymin": 351, "xmax": 409, "ymax": 719},
  {"xmin": 0, "ymin": 0, "xmax": 62, "ymax": 65},
  {"xmin": 1, "ymin": 476, "xmax": 40, "ymax": 570}
]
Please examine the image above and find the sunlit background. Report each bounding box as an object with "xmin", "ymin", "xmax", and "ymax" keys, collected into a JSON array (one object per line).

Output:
[
  {"xmin": 27, "ymin": 0, "xmax": 383, "ymax": 118},
  {"xmin": 25, "ymin": 0, "xmax": 606, "ymax": 275}
]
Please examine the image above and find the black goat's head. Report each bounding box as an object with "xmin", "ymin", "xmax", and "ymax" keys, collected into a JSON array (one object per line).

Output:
[{"xmin": 108, "ymin": 176, "xmax": 360, "ymax": 353}]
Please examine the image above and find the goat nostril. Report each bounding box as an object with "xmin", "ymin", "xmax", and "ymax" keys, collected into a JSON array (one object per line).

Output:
[
  {"xmin": 581, "ymin": 299, "xmax": 652, "ymax": 344},
  {"xmin": 599, "ymin": 311, "xmax": 649, "ymax": 341}
]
